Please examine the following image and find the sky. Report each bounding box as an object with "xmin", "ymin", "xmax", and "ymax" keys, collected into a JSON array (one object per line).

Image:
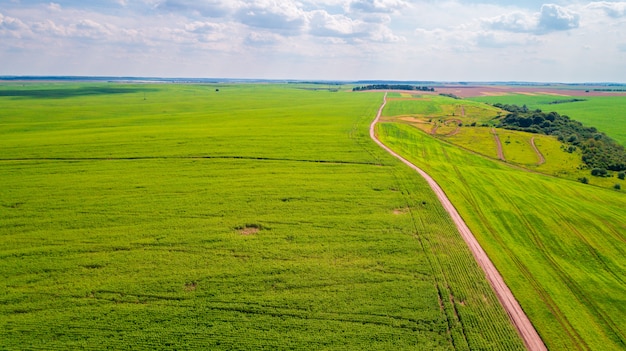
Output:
[{"xmin": 1, "ymin": 0, "xmax": 625, "ymax": 82}]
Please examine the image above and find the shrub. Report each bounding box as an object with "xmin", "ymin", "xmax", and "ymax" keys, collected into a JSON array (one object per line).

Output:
[
  {"xmin": 618, "ymin": 172, "xmax": 625, "ymax": 180},
  {"xmin": 614, "ymin": 184, "xmax": 621, "ymax": 190},
  {"xmin": 578, "ymin": 177, "xmax": 589, "ymax": 184},
  {"xmin": 591, "ymin": 168, "xmax": 608, "ymax": 177}
]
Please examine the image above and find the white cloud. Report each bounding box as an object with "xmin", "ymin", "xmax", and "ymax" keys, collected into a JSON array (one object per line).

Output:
[
  {"xmin": 538, "ymin": 4, "xmax": 580, "ymax": 32},
  {"xmin": 0, "ymin": 12, "xmax": 29, "ymax": 31},
  {"xmin": 349, "ymin": 0, "xmax": 409, "ymax": 14},
  {"xmin": 586, "ymin": 1, "xmax": 626, "ymax": 18},
  {"xmin": 309, "ymin": 10, "xmax": 367, "ymax": 38},
  {"xmin": 155, "ymin": 0, "xmax": 234, "ymax": 17},
  {"xmin": 482, "ymin": 4, "xmax": 580, "ymax": 35},
  {"xmin": 245, "ymin": 31, "xmax": 284, "ymax": 45},
  {"xmin": 235, "ymin": 0, "xmax": 307, "ymax": 34},
  {"xmin": 48, "ymin": 3, "xmax": 62, "ymax": 11},
  {"xmin": 184, "ymin": 21, "xmax": 223, "ymax": 34},
  {"xmin": 308, "ymin": 9, "xmax": 400, "ymax": 43},
  {"xmin": 483, "ymin": 11, "xmax": 537, "ymax": 33}
]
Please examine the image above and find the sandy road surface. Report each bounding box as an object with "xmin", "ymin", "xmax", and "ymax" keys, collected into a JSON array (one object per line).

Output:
[{"xmin": 370, "ymin": 93, "xmax": 546, "ymax": 351}]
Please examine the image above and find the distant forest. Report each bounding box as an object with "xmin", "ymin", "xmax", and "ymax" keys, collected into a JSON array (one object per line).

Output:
[
  {"xmin": 352, "ymin": 85, "xmax": 435, "ymax": 92},
  {"xmin": 494, "ymin": 103, "xmax": 626, "ymax": 173}
]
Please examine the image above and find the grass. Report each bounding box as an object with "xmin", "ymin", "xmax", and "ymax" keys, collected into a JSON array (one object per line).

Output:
[
  {"xmin": 469, "ymin": 94, "xmax": 626, "ymax": 145},
  {"xmin": 378, "ymin": 118, "xmax": 626, "ymax": 350},
  {"xmin": 0, "ymin": 83, "xmax": 525, "ymax": 350},
  {"xmin": 383, "ymin": 94, "xmax": 625, "ymax": 189}
]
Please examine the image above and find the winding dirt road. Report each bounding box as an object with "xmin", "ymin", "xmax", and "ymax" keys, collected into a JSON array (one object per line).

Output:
[
  {"xmin": 530, "ymin": 137, "xmax": 546, "ymax": 165},
  {"xmin": 370, "ymin": 93, "xmax": 546, "ymax": 351}
]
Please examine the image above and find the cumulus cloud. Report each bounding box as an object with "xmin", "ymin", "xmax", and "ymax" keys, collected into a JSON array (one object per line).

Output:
[
  {"xmin": 235, "ymin": 0, "xmax": 306, "ymax": 34},
  {"xmin": 538, "ymin": 4, "xmax": 580, "ymax": 32},
  {"xmin": 586, "ymin": 1, "xmax": 626, "ymax": 17},
  {"xmin": 309, "ymin": 9, "xmax": 400, "ymax": 43},
  {"xmin": 309, "ymin": 10, "xmax": 367, "ymax": 38},
  {"xmin": 0, "ymin": 13, "xmax": 29, "ymax": 31},
  {"xmin": 483, "ymin": 4, "xmax": 579, "ymax": 35}
]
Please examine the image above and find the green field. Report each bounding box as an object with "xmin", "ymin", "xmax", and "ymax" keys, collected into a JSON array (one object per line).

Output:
[
  {"xmin": 0, "ymin": 84, "xmax": 525, "ymax": 349},
  {"xmin": 383, "ymin": 94, "xmax": 624, "ymax": 189},
  {"xmin": 469, "ymin": 94, "xmax": 626, "ymax": 146},
  {"xmin": 378, "ymin": 94, "xmax": 626, "ymax": 350}
]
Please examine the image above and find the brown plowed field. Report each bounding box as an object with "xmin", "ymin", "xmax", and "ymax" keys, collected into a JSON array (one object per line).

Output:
[{"xmin": 434, "ymin": 86, "xmax": 626, "ymax": 98}]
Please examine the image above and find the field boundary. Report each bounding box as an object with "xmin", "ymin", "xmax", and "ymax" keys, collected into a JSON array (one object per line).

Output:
[{"xmin": 370, "ymin": 92, "xmax": 547, "ymax": 351}]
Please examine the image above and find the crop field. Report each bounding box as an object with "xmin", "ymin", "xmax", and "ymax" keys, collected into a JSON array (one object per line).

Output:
[
  {"xmin": 378, "ymin": 94, "xmax": 626, "ymax": 350},
  {"xmin": 0, "ymin": 83, "xmax": 526, "ymax": 349}
]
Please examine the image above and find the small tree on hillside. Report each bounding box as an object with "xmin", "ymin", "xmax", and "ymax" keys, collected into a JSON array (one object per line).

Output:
[{"xmin": 591, "ymin": 168, "xmax": 608, "ymax": 177}]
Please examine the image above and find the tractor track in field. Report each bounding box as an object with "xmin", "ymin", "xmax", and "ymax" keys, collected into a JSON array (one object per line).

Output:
[{"xmin": 370, "ymin": 92, "xmax": 547, "ymax": 351}]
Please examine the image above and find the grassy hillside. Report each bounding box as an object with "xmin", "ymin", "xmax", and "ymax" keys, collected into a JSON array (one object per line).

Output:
[
  {"xmin": 0, "ymin": 83, "xmax": 525, "ymax": 350},
  {"xmin": 378, "ymin": 118, "xmax": 626, "ymax": 350},
  {"xmin": 469, "ymin": 94, "xmax": 626, "ymax": 146}
]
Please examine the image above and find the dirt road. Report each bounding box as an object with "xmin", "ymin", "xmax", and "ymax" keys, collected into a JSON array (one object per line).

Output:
[
  {"xmin": 492, "ymin": 128, "xmax": 506, "ymax": 161},
  {"xmin": 530, "ymin": 137, "xmax": 546, "ymax": 165},
  {"xmin": 370, "ymin": 93, "xmax": 546, "ymax": 351}
]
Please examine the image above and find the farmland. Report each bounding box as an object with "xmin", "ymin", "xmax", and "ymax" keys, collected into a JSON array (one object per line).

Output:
[
  {"xmin": 377, "ymin": 91, "xmax": 626, "ymax": 350},
  {"xmin": 0, "ymin": 83, "xmax": 525, "ymax": 349}
]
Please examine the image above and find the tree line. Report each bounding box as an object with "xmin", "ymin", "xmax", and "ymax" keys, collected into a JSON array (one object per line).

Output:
[
  {"xmin": 494, "ymin": 103, "xmax": 626, "ymax": 173},
  {"xmin": 352, "ymin": 85, "xmax": 435, "ymax": 92}
]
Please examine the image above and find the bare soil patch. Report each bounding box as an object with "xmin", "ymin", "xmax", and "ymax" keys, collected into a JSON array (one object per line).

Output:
[
  {"xmin": 184, "ymin": 282, "xmax": 197, "ymax": 291},
  {"xmin": 393, "ymin": 207, "xmax": 410, "ymax": 215},
  {"xmin": 235, "ymin": 224, "xmax": 264, "ymax": 235}
]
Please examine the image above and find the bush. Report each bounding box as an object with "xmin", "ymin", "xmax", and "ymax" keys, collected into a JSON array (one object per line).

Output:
[
  {"xmin": 614, "ymin": 184, "xmax": 621, "ymax": 190},
  {"xmin": 618, "ymin": 172, "xmax": 625, "ymax": 180},
  {"xmin": 591, "ymin": 168, "xmax": 608, "ymax": 177},
  {"xmin": 578, "ymin": 177, "xmax": 589, "ymax": 184}
]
